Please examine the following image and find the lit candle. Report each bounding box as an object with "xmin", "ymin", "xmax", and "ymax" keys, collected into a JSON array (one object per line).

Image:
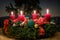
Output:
[
  {"xmin": 32, "ymin": 10, "xmax": 39, "ymax": 20},
  {"xmin": 44, "ymin": 9, "xmax": 51, "ymax": 21},
  {"xmin": 10, "ymin": 11, "xmax": 15, "ymax": 20},
  {"xmin": 18, "ymin": 10, "xmax": 25, "ymax": 22}
]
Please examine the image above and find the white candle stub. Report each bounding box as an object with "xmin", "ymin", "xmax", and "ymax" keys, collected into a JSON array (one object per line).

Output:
[
  {"xmin": 11, "ymin": 11, "xmax": 14, "ymax": 15},
  {"xmin": 46, "ymin": 9, "xmax": 49, "ymax": 14}
]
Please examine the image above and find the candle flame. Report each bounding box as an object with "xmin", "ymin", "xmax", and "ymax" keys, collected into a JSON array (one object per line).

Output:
[
  {"xmin": 11, "ymin": 11, "xmax": 14, "ymax": 15},
  {"xmin": 20, "ymin": 11, "xmax": 23, "ymax": 15},
  {"xmin": 46, "ymin": 9, "xmax": 49, "ymax": 14},
  {"xmin": 33, "ymin": 10, "xmax": 36, "ymax": 14}
]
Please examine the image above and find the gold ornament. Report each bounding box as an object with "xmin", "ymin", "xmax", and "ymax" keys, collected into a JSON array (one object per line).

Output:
[{"xmin": 34, "ymin": 24, "xmax": 38, "ymax": 28}]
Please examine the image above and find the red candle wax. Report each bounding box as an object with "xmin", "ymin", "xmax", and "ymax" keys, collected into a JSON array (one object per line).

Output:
[
  {"xmin": 10, "ymin": 11, "xmax": 15, "ymax": 20},
  {"xmin": 32, "ymin": 10, "xmax": 39, "ymax": 20},
  {"xmin": 44, "ymin": 13, "xmax": 51, "ymax": 21},
  {"xmin": 10, "ymin": 15, "xmax": 15, "ymax": 20},
  {"xmin": 18, "ymin": 15, "xmax": 25, "ymax": 22},
  {"xmin": 32, "ymin": 13, "xmax": 39, "ymax": 19},
  {"xmin": 18, "ymin": 11, "xmax": 26, "ymax": 22}
]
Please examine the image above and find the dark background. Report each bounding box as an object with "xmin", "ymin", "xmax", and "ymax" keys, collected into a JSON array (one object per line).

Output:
[{"xmin": 0, "ymin": 0, "xmax": 60, "ymax": 17}]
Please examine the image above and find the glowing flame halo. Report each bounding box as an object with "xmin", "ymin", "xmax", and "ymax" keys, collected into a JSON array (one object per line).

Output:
[{"xmin": 46, "ymin": 9, "xmax": 49, "ymax": 14}]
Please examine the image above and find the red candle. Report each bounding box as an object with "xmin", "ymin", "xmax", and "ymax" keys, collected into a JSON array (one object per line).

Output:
[
  {"xmin": 44, "ymin": 9, "xmax": 51, "ymax": 21},
  {"xmin": 18, "ymin": 11, "xmax": 25, "ymax": 22},
  {"xmin": 10, "ymin": 11, "xmax": 15, "ymax": 20},
  {"xmin": 32, "ymin": 10, "xmax": 39, "ymax": 20}
]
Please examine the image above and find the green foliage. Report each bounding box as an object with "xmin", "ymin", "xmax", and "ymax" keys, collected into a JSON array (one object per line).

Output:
[
  {"xmin": 4, "ymin": 21, "xmax": 57, "ymax": 39},
  {"xmin": 6, "ymin": 3, "xmax": 17, "ymax": 13},
  {"xmin": 6, "ymin": 0, "xmax": 42, "ymax": 15},
  {"xmin": 44, "ymin": 24, "xmax": 57, "ymax": 37},
  {"xmin": 3, "ymin": 18, "xmax": 57, "ymax": 39},
  {"xmin": 6, "ymin": 22, "xmax": 39, "ymax": 39}
]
